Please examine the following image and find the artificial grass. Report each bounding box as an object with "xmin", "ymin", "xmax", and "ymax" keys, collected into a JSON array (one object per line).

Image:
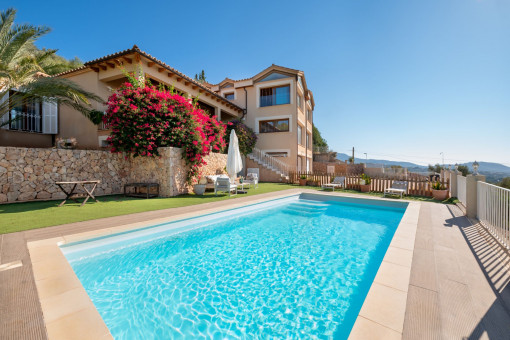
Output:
[{"xmin": 0, "ymin": 183, "xmax": 457, "ymax": 234}]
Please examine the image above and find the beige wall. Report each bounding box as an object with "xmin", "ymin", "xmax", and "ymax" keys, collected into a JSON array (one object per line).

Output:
[
  {"xmin": 0, "ymin": 129, "xmax": 53, "ymax": 148},
  {"xmin": 239, "ymin": 75, "xmax": 313, "ymax": 172},
  {"xmin": 59, "ymin": 70, "xmax": 110, "ymax": 148}
]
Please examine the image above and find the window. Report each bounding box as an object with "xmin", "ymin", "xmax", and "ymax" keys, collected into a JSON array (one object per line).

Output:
[
  {"xmin": 306, "ymin": 133, "xmax": 309, "ymax": 148},
  {"xmin": 307, "ymin": 110, "xmax": 312, "ymax": 121},
  {"xmin": 267, "ymin": 151, "xmax": 288, "ymax": 157},
  {"xmin": 297, "ymin": 95, "xmax": 302, "ymax": 111},
  {"xmin": 298, "ymin": 76, "xmax": 304, "ymax": 89},
  {"xmin": 258, "ymin": 72, "xmax": 290, "ymax": 82},
  {"xmin": 224, "ymin": 92, "xmax": 235, "ymax": 100},
  {"xmin": 260, "ymin": 85, "xmax": 290, "ymax": 107},
  {"xmin": 259, "ymin": 119, "xmax": 289, "ymax": 133},
  {"xmin": 297, "ymin": 125, "xmax": 302, "ymax": 145},
  {"xmin": 9, "ymin": 91, "xmax": 42, "ymax": 133}
]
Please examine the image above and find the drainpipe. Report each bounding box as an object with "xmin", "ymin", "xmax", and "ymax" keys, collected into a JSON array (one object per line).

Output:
[{"xmin": 242, "ymin": 87, "xmax": 247, "ymax": 120}]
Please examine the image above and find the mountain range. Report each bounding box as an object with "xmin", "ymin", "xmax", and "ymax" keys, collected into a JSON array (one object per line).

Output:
[{"xmin": 336, "ymin": 153, "xmax": 510, "ymax": 181}]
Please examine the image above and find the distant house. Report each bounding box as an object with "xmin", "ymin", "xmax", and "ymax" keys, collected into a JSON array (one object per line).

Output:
[{"xmin": 0, "ymin": 45, "xmax": 315, "ymax": 174}]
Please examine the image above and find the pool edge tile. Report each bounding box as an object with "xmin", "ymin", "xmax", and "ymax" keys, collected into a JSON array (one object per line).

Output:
[
  {"xmin": 349, "ymin": 201, "xmax": 420, "ymax": 338},
  {"xmin": 349, "ymin": 316, "xmax": 402, "ymax": 340}
]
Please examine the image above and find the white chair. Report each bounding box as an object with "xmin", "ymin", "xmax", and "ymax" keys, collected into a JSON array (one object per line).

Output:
[
  {"xmin": 244, "ymin": 172, "xmax": 259, "ymax": 189},
  {"xmin": 384, "ymin": 181, "xmax": 408, "ymax": 198},
  {"xmin": 215, "ymin": 178, "xmax": 238, "ymax": 196},
  {"xmin": 322, "ymin": 176, "xmax": 345, "ymax": 191}
]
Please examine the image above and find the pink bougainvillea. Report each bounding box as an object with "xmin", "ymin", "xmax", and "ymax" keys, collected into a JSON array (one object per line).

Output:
[{"xmin": 104, "ymin": 81, "xmax": 226, "ymax": 182}]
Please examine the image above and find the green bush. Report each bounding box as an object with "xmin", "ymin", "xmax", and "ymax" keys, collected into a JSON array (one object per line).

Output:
[
  {"xmin": 361, "ymin": 173, "xmax": 371, "ymax": 185},
  {"xmin": 432, "ymin": 181, "xmax": 445, "ymax": 190}
]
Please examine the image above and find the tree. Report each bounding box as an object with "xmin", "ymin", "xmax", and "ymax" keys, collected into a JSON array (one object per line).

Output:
[
  {"xmin": 194, "ymin": 70, "xmax": 206, "ymax": 83},
  {"xmin": 499, "ymin": 177, "xmax": 510, "ymax": 189},
  {"xmin": 456, "ymin": 165, "xmax": 471, "ymax": 177},
  {"xmin": 312, "ymin": 125, "xmax": 328, "ymax": 152},
  {"xmin": 224, "ymin": 119, "xmax": 257, "ymax": 155},
  {"xmin": 428, "ymin": 164, "xmax": 442, "ymax": 173},
  {"xmin": 0, "ymin": 8, "xmax": 101, "ymax": 126},
  {"xmin": 24, "ymin": 42, "xmax": 83, "ymax": 75}
]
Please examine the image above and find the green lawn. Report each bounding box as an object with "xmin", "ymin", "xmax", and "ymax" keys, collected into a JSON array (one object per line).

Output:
[{"xmin": 0, "ymin": 183, "xmax": 457, "ymax": 234}]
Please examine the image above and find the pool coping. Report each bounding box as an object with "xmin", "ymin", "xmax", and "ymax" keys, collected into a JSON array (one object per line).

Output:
[{"xmin": 27, "ymin": 190, "xmax": 419, "ymax": 340}]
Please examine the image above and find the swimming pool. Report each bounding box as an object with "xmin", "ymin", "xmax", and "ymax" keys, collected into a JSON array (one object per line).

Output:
[{"xmin": 62, "ymin": 194, "xmax": 407, "ymax": 339}]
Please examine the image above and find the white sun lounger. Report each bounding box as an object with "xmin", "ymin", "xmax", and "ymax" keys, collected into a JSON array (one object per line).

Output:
[
  {"xmin": 384, "ymin": 181, "xmax": 408, "ymax": 198},
  {"xmin": 322, "ymin": 176, "xmax": 345, "ymax": 191}
]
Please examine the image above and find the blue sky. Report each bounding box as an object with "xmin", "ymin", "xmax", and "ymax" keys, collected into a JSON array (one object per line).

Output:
[{"xmin": 12, "ymin": 0, "xmax": 510, "ymax": 165}]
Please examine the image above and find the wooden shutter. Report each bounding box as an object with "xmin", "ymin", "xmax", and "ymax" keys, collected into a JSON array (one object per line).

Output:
[
  {"xmin": 0, "ymin": 92, "xmax": 9, "ymax": 129},
  {"xmin": 42, "ymin": 100, "xmax": 58, "ymax": 134}
]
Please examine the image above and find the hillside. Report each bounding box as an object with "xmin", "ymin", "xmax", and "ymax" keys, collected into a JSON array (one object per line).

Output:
[{"xmin": 335, "ymin": 154, "xmax": 510, "ymax": 182}]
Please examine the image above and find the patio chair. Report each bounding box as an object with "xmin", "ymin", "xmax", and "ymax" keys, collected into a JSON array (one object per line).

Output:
[
  {"xmin": 384, "ymin": 181, "xmax": 408, "ymax": 198},
  {"xmin": 215, "ymin": 178, "xmax": 238, "ymax": 196},
  {"xmin": 322, "ymin": 176, "xmax": 345, "ymax": 191},
  {"xmin": 244, "ymin": 172, "xmax": 259, "ymax": 189}
]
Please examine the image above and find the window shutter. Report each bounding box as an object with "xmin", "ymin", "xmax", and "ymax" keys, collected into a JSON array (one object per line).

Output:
[
  {"xmin": 0, "ymin": 92, "xmax": 9, "ymax": 129},
  {"xmin": 42, "ymin": 100, "xmax": 58, "ymax": 134}
]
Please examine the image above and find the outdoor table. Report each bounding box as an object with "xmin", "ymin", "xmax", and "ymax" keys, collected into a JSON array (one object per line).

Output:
[
  {"xmin": 55, "ymin": 180, "xmax": 101, "ymax": 207},
  {"xmin": 237, "ymin": 182, "xmax": 250, "ymax": 194}
]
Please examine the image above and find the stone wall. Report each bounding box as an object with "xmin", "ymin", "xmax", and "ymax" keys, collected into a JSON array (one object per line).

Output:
[{"xmin": 0, "ymin": 147, "xmax": 227, "ymax": 203}]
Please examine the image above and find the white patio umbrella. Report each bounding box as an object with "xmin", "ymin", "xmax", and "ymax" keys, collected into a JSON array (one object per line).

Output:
[{"xmin": 226, "ymin": 129, "xmax": 243, "ymax": 179}]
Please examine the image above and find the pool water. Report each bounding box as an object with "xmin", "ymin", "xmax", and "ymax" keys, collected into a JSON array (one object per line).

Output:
[{"xmin": 63, "ymin": 197, "xmax": 406, "ymax": 339}]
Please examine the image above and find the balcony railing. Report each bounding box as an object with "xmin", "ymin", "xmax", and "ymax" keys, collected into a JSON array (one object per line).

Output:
[{"xmin": 9, "ymin": 110, "xmax": 42, "ymax": 133}]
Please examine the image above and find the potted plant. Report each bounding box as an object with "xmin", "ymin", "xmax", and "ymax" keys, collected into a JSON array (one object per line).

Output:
[
  {"xmin": 193, "ymin": 175, "xmax": 207, "ymax": 195},
  {"xmin": 359, "ymin": 174, "xmax": 371, "ymax": 192},
  {"xmin": 299, "ymin": 175, "xmax": 307, "ymax": 186},
  {"xmin": 431, "ymin": 181, "xmax": 448, "ymax": 200}
]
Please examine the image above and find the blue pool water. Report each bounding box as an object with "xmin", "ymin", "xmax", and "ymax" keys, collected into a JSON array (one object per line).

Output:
[{"xmin": 62, "ymin": 196, "xmax": 406, "ymax": 339}]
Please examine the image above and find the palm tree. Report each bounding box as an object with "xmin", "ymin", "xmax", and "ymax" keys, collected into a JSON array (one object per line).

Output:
[{"xmin": 0, "ymin": 8, "xmax": 102, "ymax": 127}]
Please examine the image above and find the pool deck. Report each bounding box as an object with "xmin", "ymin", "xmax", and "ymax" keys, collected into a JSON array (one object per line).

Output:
[{"xmin": 1, "ymin": 189, "xmax": 509, "ymax": 339}]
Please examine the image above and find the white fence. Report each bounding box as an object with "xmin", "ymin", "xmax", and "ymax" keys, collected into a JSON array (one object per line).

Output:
[
  {"xmin": 477, "ymin": 181, "xmax": 510, "ymax": 249},
  {"xmin": 457, "ymin": 175, "xmax": 467, "ymax": 206}
]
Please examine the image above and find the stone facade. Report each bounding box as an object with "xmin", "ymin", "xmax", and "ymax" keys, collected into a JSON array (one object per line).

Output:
[{"xmin": 0, "ymin": 147, "xmax": 227, "ymax": 203}]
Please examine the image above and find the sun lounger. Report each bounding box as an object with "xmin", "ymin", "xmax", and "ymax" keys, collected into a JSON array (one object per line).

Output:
[
  {"xmin": 322, "ymin": 176, "xmax": 345, "ymax": 191},
  {"xmin": 215, "ymin": 178, "xmax": 238, "ymax": 196},
  {"xmin": 384, "ymin": 181, "xmax": 408, "ymax": 198}
]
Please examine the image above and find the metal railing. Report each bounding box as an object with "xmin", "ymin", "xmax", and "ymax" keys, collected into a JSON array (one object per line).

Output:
[
  {"xmin": 9, "ymin": 110, "xmax": 42, "ymax": 133},
  {"xmin": 477, "ymin": 181, "xmax": 510, "ymax": 249},
  {"xmin": 248, "ymin": 147, "xmax": 293, "ymax": 177},
  {"xmin": 458, "ymin": 175, "xmax": 467, "ymax": 206}
]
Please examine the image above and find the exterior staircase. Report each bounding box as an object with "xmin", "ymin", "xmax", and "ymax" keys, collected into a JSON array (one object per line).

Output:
[{"xmin": 247, "ymin": 147, "xmax": 293, "ymax": 181}]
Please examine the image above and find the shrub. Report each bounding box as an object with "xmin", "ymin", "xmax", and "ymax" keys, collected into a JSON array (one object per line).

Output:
[
  {"xmin": 361, "ymin": 173, "xmax": 371, "ymax": 185},
  {"xmin": 432, "ymin": 181, "xmax": 445, "ymax": 190},
  {"xmin": 225, "ymin": 119, "xmax": 257, "ymax": 155},
  {"xmin": 104, "ymin": 81, "xmax": 226, "ymax": 183}
]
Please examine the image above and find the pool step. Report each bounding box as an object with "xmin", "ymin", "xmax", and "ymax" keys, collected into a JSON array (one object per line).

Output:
[
  {"xmin": 281, "ymin": 203, "xmax": 327, "ymax": 216},
  {"xmin": 286, "ymin": 203, "xmax": 327, "ymax": 212}
]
